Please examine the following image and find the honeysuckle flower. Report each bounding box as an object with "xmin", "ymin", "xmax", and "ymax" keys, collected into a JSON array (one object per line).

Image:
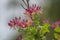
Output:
[
  {"xmin": 32, "ymin": 4, "xmax": 40, "ymax": 12},
  {"xmin": 8, "ymin": 18, "xmax": 27, "ymax": 28},
  {"xmin": 20, "ymin": 19, "xmax": 28, "ymax": 28},
  {"xmin": 8, "ymin": 17, "xmax": 21, "ymax": 27},
  {"xmin": 18, "ymin": 18, "xmax": 33, "ymax": 28},
  {"xmin": 8, "ymin": 17, "xmax": 33, "ymax": 28},
  {"xmin": 25, "ymin": 4, "xmax": 41, "ymax": 16},
  {"xmin": 51, "ymin": 21, "xmax": 60, "ymax": 28}
]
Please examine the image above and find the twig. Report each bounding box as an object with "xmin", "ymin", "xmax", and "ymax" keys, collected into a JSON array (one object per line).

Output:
[
  {"xmin": 20, "ymin": 4, "xmax": 26, "ymax": 9},
  {"xmin": 22, "ymin": 0, "xmax": 27, "ymax": 7},
  {"xmin": 20, "ymin": 0, "xmax": 30, "ymax": 9},
  {"xmin": 26, "ymin": 0, "xmax": 29, "ymax": 8}
]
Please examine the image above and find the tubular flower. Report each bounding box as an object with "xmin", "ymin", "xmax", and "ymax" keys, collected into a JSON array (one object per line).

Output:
[
  {"xmin": 20, "ymin": 18, "xmax": 33, "ymax": 28},
  {"xmin": 51, "ymin": 21, "xmax": 60, "ymax": 28},
  {"xmin": 20, "ymin": 19, "xmax": 28, "ymax": 28},
  {"xmin": 8, "ymin": 17, "xmax": 33, "ymax": 28},
  {"xmin": 25, "ymin": 4, "xmax": 41, "ymax": 16},
  {"xmin": 8, "ymin": 17, "xmax": 21, "ymax": 27}
]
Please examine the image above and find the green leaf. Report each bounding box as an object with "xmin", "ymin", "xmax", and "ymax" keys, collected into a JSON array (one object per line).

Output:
[
  {"xmin": 54, "ymin": 33, "xmax": 60, "ymax": 39},
  {"xmin": 42, "ymin": 36, "xmax": 46, "ymax": 40},
  {"xmin": 39, "ymin": 23, "xmax": 50, "ymax": 36},
  {"xmin": 43, "ymin": 23, "xmax": 50, "ymax": 28},
  {"xmin": 29, "ymin": 27, "xmax": 37, "ymax": 35},
  {"xmin": 40, "ymin": 26, "xmax": 50, "ymax": 36},
  {"xmin": 23, "ymin": 35, "xmax": 35, "ymax": 40},
  {"xmin": 54, "ymin": 27, "xmax": 60, "ymax": 32}
]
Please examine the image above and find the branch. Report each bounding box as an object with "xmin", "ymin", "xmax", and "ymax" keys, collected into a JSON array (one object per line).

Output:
[
  {"xmin": 22, "ymin": 0, "xmax": 27, "ymax": 7},
  {"xmin": 26, "ymin": 0, "xmax": 29, "ymax": 8},
  {"xmin": 20, "ymin": 4, "xmax": 26, "ymax": 9}
]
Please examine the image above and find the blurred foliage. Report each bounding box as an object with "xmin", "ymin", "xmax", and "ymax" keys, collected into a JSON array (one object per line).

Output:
[
  {"xmin": 46, "ymin": 0, "xmax": 60, "ymax": 22},
  {"xmin": 54, "ymin": 27, "xmax": 60, "ymax": 32}
]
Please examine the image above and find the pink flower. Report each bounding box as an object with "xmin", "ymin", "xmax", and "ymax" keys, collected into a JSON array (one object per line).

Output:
[
  {"xmin": 8, "ymin": 17, "xmax": 33, "ymax": 28},
  {"xmin": 43, "ymin": 19, "xmax": 49, "ymax": 24},
  {"xmin": 8, "ymin": 17, "xmax": 21, "ymax": 27},
  {"xmin": 25, "ymin": 4, "xmax": 41, "ymax": 16},
  {"xmin": 26, "ymin": 7, "xmax": 33, "ymax": 14},
  {"xmin": 51, "ymin": 21, "xmax": 60, "ymax": 28},
  {"xmin": 32, "ymin": 4, "xmax": 40, "ymax": 12},
  {"xmin": 20, "ymin": 19, "xmax": 28, "ymax": 28},
  {"xmin": 51, "ymin": 23, "xmax": 57, "ymax": 28},
  {"xmin": 8, "ymin": 20, "xmax": 15, "ymax": 27}
]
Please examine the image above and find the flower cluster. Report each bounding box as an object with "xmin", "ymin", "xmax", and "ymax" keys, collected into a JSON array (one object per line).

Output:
[
  {"xmin": 8, "ymin": 4, "xmax": 41, "ymax": 28},
  {"xmin": 8, "ymin": 17, "xmax": 33, "ymax": 28},
  {"xmin": 8, "ymin": 17, "xmax": 21, "ymax": 27},
  {"xmin": 25, "ymin": 4, "xmax": 41, "ymax": 16},
  {"xmin": 8, "ymin": 4, "xmax": 42, "ymax": 40}
]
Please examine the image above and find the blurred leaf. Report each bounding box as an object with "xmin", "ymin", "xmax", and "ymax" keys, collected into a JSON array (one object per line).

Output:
[
  {"xmin": 33, "ymin": 13, "xmax": 40, "ymax": 25},
  {"xmin": 40, "ymin": 23, "xmax": 50, "ymax": 37},
  {"xmin": 29, "ymin": 27, "xmax": 37, "ymax": 35},
  {"xmin": 40, "ymin": 27, "xmax": 49, "ymax": 37},
  {"xmin": 54, "ymin": 27, "xmax": 60, "ymax": 32},
  {"xmin": 54, "ymin": 33, "xmax": 60, "ymax": 40},
  {"xmin": 42, "ymin": 36, "xmax": 46, "ymax": 40},
  {"xmin": 43, "ymin": 23, "xmax": 50, "ymax": 28},
  {"xmin": 23, "ymin": 35, "xmax": 35, "ymax": 40}
]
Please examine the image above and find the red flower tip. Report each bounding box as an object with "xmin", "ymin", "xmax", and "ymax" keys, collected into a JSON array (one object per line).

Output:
[{"xmin": 8, "ymin": 17, "xmax": 21, "ymax": 27}]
